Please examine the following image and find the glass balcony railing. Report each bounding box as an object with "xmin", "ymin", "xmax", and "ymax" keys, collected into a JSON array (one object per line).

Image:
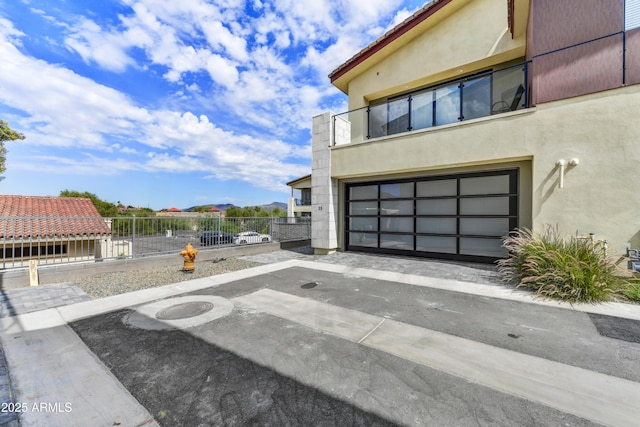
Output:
[{"xmin": 366, "ymin": 62, "xmax": 528, "ymax": 139}]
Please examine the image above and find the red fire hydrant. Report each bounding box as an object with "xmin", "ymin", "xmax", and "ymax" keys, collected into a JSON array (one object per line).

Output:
[{"xmin": 180, "ymin": 242, "xmax": 198, "ymax": 273}]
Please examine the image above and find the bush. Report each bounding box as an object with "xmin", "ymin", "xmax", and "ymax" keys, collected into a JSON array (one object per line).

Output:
[
  {"xmin": 623, "ymin": 279, "xmax": 640, "ymax": 302},
  {"xmin": 497, "ymin": 226, "xmax": 629, "ymax": 303}
]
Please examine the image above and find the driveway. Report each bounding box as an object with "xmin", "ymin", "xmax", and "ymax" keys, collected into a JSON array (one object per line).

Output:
[{"xmin": 1, "ymin": 251, "xmax": 639, "ymax": 426}]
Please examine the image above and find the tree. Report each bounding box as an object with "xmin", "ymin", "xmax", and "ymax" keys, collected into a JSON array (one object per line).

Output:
[
  {"xmin": 59, "ymin": 190, "xmax": 118, "ymax": 217},
  {"xmin": 271, "ymin": 206, "xmax": 285, "ymax": 217},
  {"xmin": 0, "ymin": 120, "xmax": 25, "ymax": 174}
]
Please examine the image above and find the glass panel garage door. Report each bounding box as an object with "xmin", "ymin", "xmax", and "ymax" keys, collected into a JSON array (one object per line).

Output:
[{"xmin": 346, "ymin": 169, "xmax": 518, "ymax": 262}]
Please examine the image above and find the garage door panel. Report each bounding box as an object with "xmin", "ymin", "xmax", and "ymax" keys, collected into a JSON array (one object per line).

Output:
[
  {"xmin": 459, "ymin": 218, "xmax": 510, "ymax": 237},
  {"xmin": 381, "ymin": 182, "xmax": 413, "ymax": 198},
  {"xmin": 381, "ymin": 200, "xmax": 413, "ymax": 215},
  {"xmin": 381, "ymin": 217, "xmax": 413, "ymax": 232},
  {"xmin": 416, "ymin": 179, "xmax": 457, "ymax": 197},
  {"xmin": 459, "ymin": 237, "xmax": 508, "ymax": 257},
  {"xmin": 460, "ymin": 197, "xmax": 510, "ymax": 215},
  {"xmin": 350, "ymin": 217, "xmax": 378, "ymax": 232},
  {"xmin": 350, "ymin": 185, "xmax": 378, "ymax": 199},
  {"xmin": 349, "ymin": 232, "xmax": 378, "ymax": 247},
  {"xmin": 417, "ymin": 218, "xmax": 457, "ymax": 234},
  {"xmin": 350, "ymin": 201, "xmax": 378, "ymax": 215},
  {"xmin": 381, "ymin": 234, "xmax": 413, "ymax": 250},
  {"xmin": 417, "ymin": 199, "xmax": 457, "ymax": 215},
  {"xmin": 416, "ymin": 236, "xmax": 457, "ymax": 253},
  {"xmin": 460, "ymin": 175, "xmax": 509, "ymax": 195}
]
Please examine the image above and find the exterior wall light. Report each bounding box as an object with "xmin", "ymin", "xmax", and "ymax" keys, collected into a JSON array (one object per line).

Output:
[
  {"xmin": 556, "ymin": 158, "xmax": 579, "ymax": 189},
  {"xmin": 556, "ymin": 159, "xmax": 566, "ymax": 189}
]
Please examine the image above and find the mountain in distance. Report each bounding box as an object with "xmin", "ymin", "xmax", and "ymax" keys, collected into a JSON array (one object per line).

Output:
[
  {"xmin": 260, "ymin": 201, "xmax": 287, "ymax": 211},
  {"xmin": 183, "ymin": 202, "xmax": 287, "ymax": 212}
]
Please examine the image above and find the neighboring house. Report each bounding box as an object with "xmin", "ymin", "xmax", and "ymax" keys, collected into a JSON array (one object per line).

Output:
[
  {"xmin": 0, "ymin": 195, "xmax": 111, "ymax": 266},
  {"xmin": 312, "ymin": 0, "xmax": 640, "ymax": 262},
  {"xmin": 286, "ymin": 174, "xmax": 312, "ymax": 217}
]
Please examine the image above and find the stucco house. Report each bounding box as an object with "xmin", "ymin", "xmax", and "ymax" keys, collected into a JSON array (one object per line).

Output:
[
  {"xmin": 311, "ymin": 0, "xmax": 640, "ymax": 262},
  {"xmin": 0, "ymin": 195, "xmax": 111, "ymax": 267},
  {"xmin": 286, "ymin": 174, "xmax": 312, "ymax": 218}
]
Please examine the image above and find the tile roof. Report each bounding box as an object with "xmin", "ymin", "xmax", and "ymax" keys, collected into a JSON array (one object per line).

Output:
[{"xmin": 0, "ymin": 195, "xmax": 111, "ymax": 238}]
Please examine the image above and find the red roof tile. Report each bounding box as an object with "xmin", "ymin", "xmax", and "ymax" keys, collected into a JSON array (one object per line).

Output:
[{"xmin": 0, "ymin": 195, "xmax": 111, "ymax": 238}]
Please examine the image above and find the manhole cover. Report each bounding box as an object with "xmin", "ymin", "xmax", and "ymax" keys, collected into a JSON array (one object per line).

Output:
[
  {"xmin": 301, "ymin": 282, "xmax": 318, "ymax": 289},
  {"xmin": 124, "ymin": 296, "xmax": 234, "ymax": 330},
  {"xmin": 156, "ymin": 301, "xmax": 214, "ymax": 320}
]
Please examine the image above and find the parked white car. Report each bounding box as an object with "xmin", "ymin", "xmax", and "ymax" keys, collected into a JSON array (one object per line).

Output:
[{"xmin": 233, "ymin": 231, "xmax": 272, "ymax": 244}]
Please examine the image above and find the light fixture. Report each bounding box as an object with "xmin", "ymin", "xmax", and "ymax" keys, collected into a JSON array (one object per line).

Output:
[
  {"xmin": 556, "ymin": 158, "xmax": 579, "ymax": 189},
  {"xmin": 556, "ymin": 159, "xmax": 566, "ymax": 189}
]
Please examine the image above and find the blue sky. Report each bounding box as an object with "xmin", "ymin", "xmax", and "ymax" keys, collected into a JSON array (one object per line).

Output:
[{"xmin": 0, "ymin": 0, "xmax": 424, "ymax": 210}]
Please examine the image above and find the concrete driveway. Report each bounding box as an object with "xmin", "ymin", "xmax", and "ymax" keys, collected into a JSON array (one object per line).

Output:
[{"xmin": 1, "ymin": 252, "xmax": 640, "ymax": 426}]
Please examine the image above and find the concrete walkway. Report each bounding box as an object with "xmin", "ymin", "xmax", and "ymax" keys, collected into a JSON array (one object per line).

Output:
[
  {"xmin": 0, "ymin": 283, "xmax": 90, "ymax": 318},
  {"xmin": 0, "ymin": 250, "xmax": 639, "ymax": 426}
]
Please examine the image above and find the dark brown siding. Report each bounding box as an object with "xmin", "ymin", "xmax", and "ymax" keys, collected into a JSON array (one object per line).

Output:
[
  {"xmin": 626, "ymin": 27, "xmax": 640, "ymax": 85},
  {"xmin": 527, "ymin": 0, "xmax": 623, "ymax": 56},
  {"xmin": 526, "ymin": 0, "xmax": 625, "ymax": 104},
  {"xmin": 531, "ymin": 35, "xmax": 624, "ymax": 104}
]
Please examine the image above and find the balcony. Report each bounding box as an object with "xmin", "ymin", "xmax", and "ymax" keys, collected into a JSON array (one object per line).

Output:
[
  {"xmin": 364, "ymin": 62, "xmax": 528, "ymax": 139},
  {"xmin": 295, "ymin": 198, "xmax": 311, "ymax": 206}
]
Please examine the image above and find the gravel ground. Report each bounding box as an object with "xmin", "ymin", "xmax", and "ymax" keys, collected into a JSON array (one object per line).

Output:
[{"xmin": 74, "ymin": 257, "xmax": 261, "ymax": 299}]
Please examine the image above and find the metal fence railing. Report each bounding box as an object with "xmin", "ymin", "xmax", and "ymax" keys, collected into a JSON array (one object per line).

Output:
[{"xmin": 0, "ymin": 216, "xmax": 311, "ymax": 270}]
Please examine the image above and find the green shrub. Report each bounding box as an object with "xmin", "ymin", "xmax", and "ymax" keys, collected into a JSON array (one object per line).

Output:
[
  {"xmin": 622, "ymin": 279, "xmax": 640, "ymax": 302},
  {"xmin": 497, "ymin": 226, "xmax": 629, "ymax": 303}
]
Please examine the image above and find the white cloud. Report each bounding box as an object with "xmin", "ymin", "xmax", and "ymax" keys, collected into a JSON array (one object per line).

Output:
[
  {"xmin": 65, "ymin": 17, "xmax": 135, "ymax": 72},
  {"xmin": 0, "ymin": 0, "xmax": 419, "ymax": 195},
  {"xmin": 0, "ymin": 17, "xmax": 24, "ymax": 40},
  {"xmin": 205, "ymin": 53, "xmax": 239, "ymax": 87},
  {"xmin": 0, "ymin": 25, "xmax": 151, "ymax": 149},
  {"xmin": 200, "ymin": 19, "xmax": 249, "ymax": 61}
]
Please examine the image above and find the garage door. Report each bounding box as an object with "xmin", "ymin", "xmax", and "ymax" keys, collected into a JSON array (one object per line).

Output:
[{"xmin": 345, "ymin": 169, "xmax": 518, "ymax": 262}]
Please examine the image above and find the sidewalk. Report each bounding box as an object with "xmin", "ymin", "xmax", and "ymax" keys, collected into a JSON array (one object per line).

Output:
[
  {"xmin": 0, "ymin": 249, "xmax": 639, "ymax": 426},
  {"xmin": 0, "ymin": 283, "xmax": 91, "ymax": 318}
]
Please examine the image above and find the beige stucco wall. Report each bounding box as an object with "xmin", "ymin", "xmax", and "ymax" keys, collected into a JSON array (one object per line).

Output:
[
  {"xmin": 340, "ymin": 0, "xmax": 527, "ymax": 145},
  {"xmin": 345, "ymin": 0, "xmax": 526, "ymax": 109},
  {"xmin": 331, "ymin": 84, "xmax": 640, "ymax": 256},
  {"xmin": 289, "ymin": 176, "xmax": 312, "ymax": 189}
]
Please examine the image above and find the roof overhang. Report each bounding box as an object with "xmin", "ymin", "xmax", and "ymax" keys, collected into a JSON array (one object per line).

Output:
[
  {"xmin": 286, "ymin": 174, "xmax": 312, "ymax": 187},
  {"xmin": 328, "ymin": 0, "xmax": 530, "ymax": 94},
  {"xmin": 329, "ymin": 0, "xmax": 456, "ymax": 94}
]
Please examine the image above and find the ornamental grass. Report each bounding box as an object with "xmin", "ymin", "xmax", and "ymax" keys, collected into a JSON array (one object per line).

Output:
[{"xmin": 497, "ymin": 226, "xmax": 632, "ymax": 304}]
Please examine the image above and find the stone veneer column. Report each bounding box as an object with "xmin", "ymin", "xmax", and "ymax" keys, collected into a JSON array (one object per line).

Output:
[{"xmin": 311, "ymin": 111, "xmax": 350, "ymax": 255}]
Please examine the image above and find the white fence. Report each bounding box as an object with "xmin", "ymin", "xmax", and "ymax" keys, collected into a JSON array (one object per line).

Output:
[{"xmin": 0, "ymin": 216, "xmax": 311, "ymax": 269}]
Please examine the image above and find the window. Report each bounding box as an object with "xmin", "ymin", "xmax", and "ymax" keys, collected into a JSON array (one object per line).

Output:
[
  {"xmin": 3, "ymin": 244, "xmax": 67, "ymax": 258},
  {"xmin": 462, "ymin": 75, "xmax": 491, "ymax": 120},
  {"xmin": 411, "ymin": 91, "xmax": 433, "ymax": 130},
  {"xmin": 367, "ymin": 62, "xmax": 528, "ymax": 139},
  {"xmin": 301, "ymin": 188, "xmax": 311, "ymax": 206},
  {"xmin": 434, "ymin": 83, "xmax": 461, "ymax": 126},
  {"xmin": 626, "ymin": 0, "xmax": 640, "ymax": 31}
]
